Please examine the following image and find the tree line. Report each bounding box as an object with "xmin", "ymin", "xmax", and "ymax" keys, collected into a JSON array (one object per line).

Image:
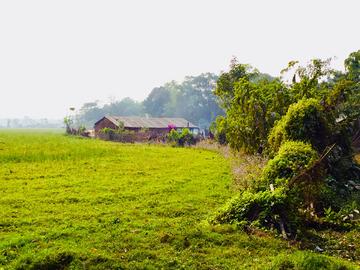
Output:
[
  {"xmin": 1, "ymin": 117, "xmax": 62, "ymax": 129},
  {"xmin": 76, "ymin": 72, "xmax": 274, "ymax": 130}
]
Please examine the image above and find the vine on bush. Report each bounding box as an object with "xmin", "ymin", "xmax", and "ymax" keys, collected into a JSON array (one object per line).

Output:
[{"xmin": 210, "ymin": 51, "xmax": 360, "ymax": 236}]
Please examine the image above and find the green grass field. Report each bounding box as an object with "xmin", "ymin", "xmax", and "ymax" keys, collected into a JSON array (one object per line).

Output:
[{"xmin": 0, "ymin": 129, "xmax": 358, "ymax": 269}]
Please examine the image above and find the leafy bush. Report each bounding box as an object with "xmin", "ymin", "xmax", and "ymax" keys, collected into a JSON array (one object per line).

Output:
[
  {"xmin": 213, "ymin": 78, "xmax": 291, "ymax": 154},
  {"xmin": 210, "ymin": 189, "xmax": 287, "ymax": 227},
  {"xmin": 261, "ymin": 141, "xmax": 318, "ymax": 189},
  {"xmin": 167, "ymin": 129, "xmax": 180, "ymax": 146},
  {"xmin": 100, "ymin": 127, "xmax": 116, "ymax": 140},
  {"xmin": 178, "ymin": 128, "xmax": 196, "ymax": 146},
  {"xmin": 210, "ymin": 53, "xmax": 360, "ymax": 240},
  {"xmin": 166, "ymin": 128, "xmax": 196, "ymax": 147},
  {"xmin": 211, "ymin": 141, "xmax": 321, "ymax": 234},
  {"xmin": 141, "ymin": 126, "xmax": 149, "ymax": 132},
  {"xmin": 268, "ymin": 98, "xmax": 331, "ymax": 154},
  {"xmin": 321, "ymin": 203, "xmax": 360, "ymax": 230},
  {"xmin": 100, "ymin": 127, "xmax": 114, "ymax": 134}
]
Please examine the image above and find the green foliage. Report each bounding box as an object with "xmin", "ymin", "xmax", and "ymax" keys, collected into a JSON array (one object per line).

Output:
[
  {"xmin": 268, "ymin": 98, "xmax": 331, "ymax": 154},
  {"xmin": 288, "ymin": 58, "xmax": 335, "ymax": 100},
  {"xmin": 214, "ymin": 77, "xmax": 292, "ymax": 153},
  {"xmin": 213, "ymin": 54, "xmax": 360, "ymax": 155},
  {"xmin": 118, "ymin": 121, "xmax": 125, "ymax": 132},
  {"xmin": 214, "ymin": 57, "xmax": 259, "ymax": 108},
  {"xmin": 178, "ymin": 128, "xmax": 196, "ymax": 146},
  {"xmin": 327, "ymin": 77, "xmax": 360, "ymax": 128},
  {"xmin": 100, "ymin": 127, "xmax": 115, "ymax": 134},
  {"xmin": 76, "ymin": 98, "xmax": 141, "ymax": 129},
  {"xmin": 210, "ymin": 189, "xmax": 287, "ymax": 227},
  {"xmin": 166, "ymin": 128, "xmax": 196, "ymax": 147},
  {"xmin": 142, "ymin": 73, "xmax": 225, "ymax": 127},
  {"xmin": 211, "ymin": 142, "xmax": 320, "ymax": 234},
  {"xmin": 105, "ymin": 97, "xmax": 141, "ymax": 117},
  {"xmin": 76, "ymin": 74, "xmax": 224, "ymax": 129},
  {"xmin": 140, "ymin": 126, "xmax": 149, "ymax": 132},
  {"xmin": 167, "ymin": 129, "xmax": 180, "ymax": 143},
  {"xmin": 261, "ymin": 141, "xmax": 318, "ymax": 189},
  {"xmin": 142, "ymin": 86, "xmax": 172, "ymax": 117},
  {"xmin": 344, "ymin": 50, "xmax": 360, "ymax": 82},
  {"xmin": 321, "ymin": 203, "xmax": 360, "ymax": 230},
  {"xmin": 63, "ymin": 116, "xmax": 73, "ymax": 128}
]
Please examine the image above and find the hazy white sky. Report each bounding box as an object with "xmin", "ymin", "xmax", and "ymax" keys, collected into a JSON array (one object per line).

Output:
[{"xmin": 1, "ymin": 0, "xmax": 359, "ymax": 119}]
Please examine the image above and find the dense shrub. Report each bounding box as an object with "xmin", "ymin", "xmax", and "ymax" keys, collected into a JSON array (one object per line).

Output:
[
  {"xmin": 100, "ymin": 127, "xmax": 116, "ymax": 140},
  {"xmin": 166, "ymin": 128, "xmax": 197, "ymax": 147},
  {"xmin": 178, "ymin": 128, "xmax": 196, "ymax": 146},
  {"xmin": 210, "ymin": 53, "xmax": 360, "ymax": 238},
  {"xmin": 268, "ymin": 98, "xmax": 331, "ymax": 154},
  {"xmin": 210, "ymin": 189, "xmax": 287, "ymax": 227},
  {"xmin": 210, "ymin": 141, "xmax": 323, "ymax": 233},
  {"xmin": 261, "ymin": 141, "xmax": 318, "ymax": 189}
]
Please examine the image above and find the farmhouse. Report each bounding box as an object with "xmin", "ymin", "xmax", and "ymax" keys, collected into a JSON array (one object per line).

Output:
[{"xmin": 93, "ymin": 116, "xmax": 199, "ymax": 135}]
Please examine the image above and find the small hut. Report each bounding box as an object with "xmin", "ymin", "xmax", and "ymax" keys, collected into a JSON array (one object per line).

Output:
[{"xmin": 93, "ymin": 116, "xmax": 199, "ymax": 135}]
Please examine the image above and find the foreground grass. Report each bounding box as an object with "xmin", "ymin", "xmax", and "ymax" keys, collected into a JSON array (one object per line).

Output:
[{"xmin": 0, "ymin": 129, "xmax": 358, "ymax": 269}]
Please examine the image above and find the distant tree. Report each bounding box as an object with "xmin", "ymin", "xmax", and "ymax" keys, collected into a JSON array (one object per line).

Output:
[
  {"xmin": 344, "ymin": 49, "xmax": 360, "ymax": 82},
  {"xmin": 214, "ymin": 57, "xmax": 259, "ymax": 108},
  {"xmin": 142, "ymin": 86, "xmax": 172, "ymax": 117},
  {"xmin": 251, "ymin": 73, "xmax": 276, "ymax": 82},
  {"xmin": 22, "ymin": 116, "xmax": 36, "ymax": 127},
  {"xmin": 173, "ymin": 73, "xmax": 225, "ymax": 127},
  {"xmin": 40, "ymin": 118, "xmax": 49, "ymax": 126},
  {"xmin": 140, "ymin": 73, "xmax": 226, "ymax": 127},
  {"xmin": 104, "ymin": 97, "xmax": 141, "ymax": 117},
  {"xmin": 76, "ymin": 101, "xmax": 105, "ymax": 128},
  {"xmin": 213, "ymin": 77, "xmax": 291, "ymax": 153},
  {"xmin": 81, "ymin": 101, "xmax": 99, "ymax": 111},
  {"xmin": 162, "ymin": 80, "xmax": 182, "ymax": 118},
  {"xmin": 76, "ymin": 97, "xmax": 142, "ymax": 129},
  {"xmin": 11, "ymin": 119, "xmax": 20, "ymax": 128}
]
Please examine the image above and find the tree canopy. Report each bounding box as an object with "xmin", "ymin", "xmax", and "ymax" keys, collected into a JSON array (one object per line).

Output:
[
  {"xmin": 210, "ymin": 50, "xmax": 360, "ymax": 236},
  {"xmin": 76, "ymin": 73, "xmax": 226, "ymax": 129},
  {"xmin": 212, "ymin": 52, "xmax": 360, "ymax": 155}
]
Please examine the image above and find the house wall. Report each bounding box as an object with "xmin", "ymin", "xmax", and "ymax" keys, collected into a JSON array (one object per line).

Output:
[
  {"xmin": 94, "ymin": 118, "xmax": 118, "ymax": 133},
  {"xmin": 95, "ymin": 131, "xmax": 160, "ymax": 143},
  {"xmin": 94, "ymin": 119, "xmax": 170, "ymax": 135},
  {"xmin": 149, "ymin": 128, "xmax": 168, "ymax": 135}
]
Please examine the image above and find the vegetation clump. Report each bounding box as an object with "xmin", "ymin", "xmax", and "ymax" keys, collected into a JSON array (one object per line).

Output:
[
  {"xmin": 210, "ymin": 50, "xmax": 360, "ymax": 239},
  {"xmin": 261, "ymin": 141, "xmax": 318, "ymax": 189},
  {"xmin": 166, "ymin": 128, "xmax": 197, "ymax": 147},
  {"xmin": 268, "ymin": 98, "xmax": 331, "ymax": 154}
]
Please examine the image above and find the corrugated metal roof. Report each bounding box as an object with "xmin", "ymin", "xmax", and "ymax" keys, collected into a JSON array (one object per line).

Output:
[{"xmin": 100, "ymin": 116, "xmax": 198, "ymax": 129}]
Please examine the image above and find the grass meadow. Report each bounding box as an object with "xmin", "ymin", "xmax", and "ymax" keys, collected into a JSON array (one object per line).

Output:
[{"xmin": 0, "ymin": 129, "xmax": 358, "ymax": 269}]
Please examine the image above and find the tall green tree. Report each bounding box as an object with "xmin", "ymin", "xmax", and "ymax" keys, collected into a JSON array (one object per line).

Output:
[
  {"xmin": 345, "ymin": 49, "xmax": 360, "ymax": 82},
  {"xmin": 214, "ymin": 77, "xmax": 291, "ymax": 153},
  {"xmin": 214, "ymin": 57, "xmax": 259, "ymax": 108},
  {"xmin": 213, "ymin": 52, "xmax": 360, "ymax": 154},
  {"xmin": 142, "ymin": 86, "xmax": 171, "ymax": 117},
  {"xmin": 103, "ymin": 97, "xmax": 141, "ymax": 117},
  {"xmin": 174, "ymin": 73, "xmax": 224, "ymax": 127},
  {"xmin": 143, "ymin": 73, "xmax": 225, "ymax": 127}
]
